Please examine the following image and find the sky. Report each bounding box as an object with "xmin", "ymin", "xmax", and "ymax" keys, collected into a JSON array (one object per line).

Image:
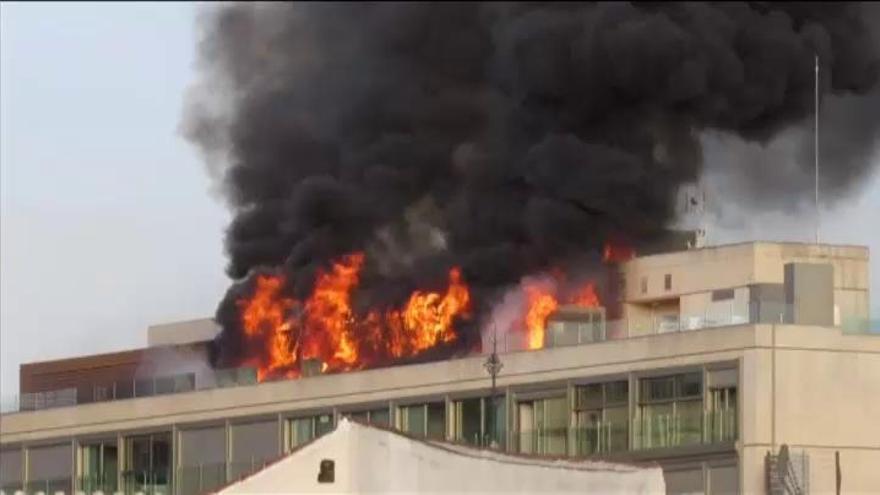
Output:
[
  {"xmin": 0, "ymin": 3, "xmax": 878, "ymax": 403},
  {"xmin": 0, "ymin": 3, "xmax": 229, "ymax": 401}
]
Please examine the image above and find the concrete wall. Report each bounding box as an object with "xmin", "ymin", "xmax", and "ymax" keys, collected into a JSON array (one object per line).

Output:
[
  {"xmin": 739, "ymin": 326, "xmax": 880, "ymax": 494},
  {"xmin": 147, "ymin": 318, "xmax": 219, "ymax": 347}
]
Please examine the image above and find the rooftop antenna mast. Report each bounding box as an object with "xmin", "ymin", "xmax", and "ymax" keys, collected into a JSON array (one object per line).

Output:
[{"xmin": 814, "ymin": 53, "xmax": 820, "ymax": 244}]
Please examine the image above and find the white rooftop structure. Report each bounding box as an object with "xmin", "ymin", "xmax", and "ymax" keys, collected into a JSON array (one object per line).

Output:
[{"xmin": 218, "ymin": 419, "xmax": 665, "ymax": 494}]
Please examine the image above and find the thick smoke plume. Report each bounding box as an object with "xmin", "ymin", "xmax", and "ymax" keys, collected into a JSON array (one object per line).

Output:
[{"xmin": 184, "ymin": 2, "xmax": 880, "ymax": 365}]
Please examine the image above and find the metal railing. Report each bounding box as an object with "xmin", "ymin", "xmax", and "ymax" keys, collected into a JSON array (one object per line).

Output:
[
  {"xmin": 177, "ymin": 463, "xmax": 226, "ymax": 495},
  {"xmin": 513, "ymin": 409, "xmax": 735, "ymax": 457},
  {"xmin": 632, "ymin": 408, "xmax": 736, "ymax": 450},
  {"xmin": 23, "ymin": 477, "xmax": 71, "ymax": 495},
  {"xmin": 120, "ymin": 469, "xmax": 171, "ymax": 495},
  {"xmin": 77, "ymin": 473, "xmax": 118, "ymax": 494}
]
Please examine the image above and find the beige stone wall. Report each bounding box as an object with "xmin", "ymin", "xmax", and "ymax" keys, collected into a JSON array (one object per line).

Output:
[{"xmin": 739, "ymin": 325, "xmax": 880, "ymax": 494}]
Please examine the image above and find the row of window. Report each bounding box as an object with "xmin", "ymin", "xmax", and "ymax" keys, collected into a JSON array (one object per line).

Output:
[{"xmin": 1, "ymin": 369, "xmax": 738, "ymax": 495}]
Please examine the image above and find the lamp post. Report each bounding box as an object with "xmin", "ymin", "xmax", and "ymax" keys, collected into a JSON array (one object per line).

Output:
[{"xmin": 483, "ymin": 328, "xmax": 503, "ymax": 448}]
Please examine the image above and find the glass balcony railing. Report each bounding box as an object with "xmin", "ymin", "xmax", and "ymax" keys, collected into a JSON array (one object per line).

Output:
[
  {"xmin": 77, "ymin": 473, "xmax": 118, "ymax": 494},
  {"xmin": 177, "ymin": 463, "xmax": 227, "ymax": 495},
  {"xmin": 120, "ymin": 469, "xmax": 171, "ymax": 495},
  {"xmin": 632, "ymin": 408, "xmax": 736, "ymax": 450},
  {"xmin": 23, "ymin": 477, "xmax": 71, "ymax": 495},
  {"xmin": 228, "ymin": 458, "xmax": 272, "ymax": 482}
]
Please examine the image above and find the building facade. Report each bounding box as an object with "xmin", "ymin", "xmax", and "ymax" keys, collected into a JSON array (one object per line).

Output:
[{"xmin": 1, "ymin": 242, "xmax": 878, "ymax": 495}]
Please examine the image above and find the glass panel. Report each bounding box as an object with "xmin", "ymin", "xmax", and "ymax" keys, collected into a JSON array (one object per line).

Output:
[
  {"xmin": 546, "ymin": 321, "xmax": 564, "ymax": 347},
  {"xmin": 605, "ymin": 381, "xmax": 629, "ymax": 405},
  {"xmin": 134, "ymin": 378, "xmax": 155, "ymax": 397},
  {"xmin": 708, "ymin": 388, "xmax": 737, "ymax": 443},
  {"xmin": 403, "ymin": 405, "xmax": 426, "ymax": 436},
  {"xmin": 152, "ymin": 434, "xmax": 171, "ymax": 495},
  {"xmin": 291, "ymin": 417, "xmax": 315, "ymax": 448},
  {"xmin": 641, "ymin": 376, "xmax": 675, "ymax": 402},
  {"xmin": 574, "ymin": 409, "xmax": 601, "ymax": 456},
  {"xmin": 517, "ymin": 402, "xmax": 534, "ymax": 454},
  {"xmin": 541, "ymin": 397, "xmax": 568, "ymax": 455},
  {"xmin": 369, "ymin": 408, "xmax": 390, "ymax": 427},
  {"xmin": 636, "ymin": 403, "xmax": 674, "ymax": 449},
  {"xmin": 576, "ymin": 384, "xmax": 602, "ymax": 410},
  {"xmin": 1, "ymin": 448, "xmax": 23, "ymax": 493},
  {"xmin": 456, "ymin": 398, "xmax": 482, "ymax": 445},
  {"xmin": 426, "ymin": 402, "xmax": 446, "ymax": 440},
  {"xmin": 180, "ymin": 426, "xmax": 226, "ymax": 466},
  {"xmin": 678, "ymin": 372, "xmax": 702, "ymax": 399},
  {"xmin": 78, "ymin": 443, "xmax": 117, "ymax": 494},
  {"xmin": 123, "ymin": 433, "xmax": 170, "ymax": 495},
  {"xmin": 154, "ymin": 376, "xmax": 175, "ymax": 395},
  {"xmin": 348, "ymin": 411, "xmax": 369, "ymax": 423},
  {"xmin": 488, "ymin": 398, "xmax": 506, "ymax": 450},
  {"xmin": 605, "ymin": 405, "xmax": 629, "ymax": 453},
  {"xmin": 315, "ymin": 414, "xmax": 334, "ymax": 437},
  {"xmin": 230, "ymin": 420, "xmax": 278, "ymax": 480},
  {"xmin": 676, "ymin": 399, "xmax": 703, "ymax": 446}
]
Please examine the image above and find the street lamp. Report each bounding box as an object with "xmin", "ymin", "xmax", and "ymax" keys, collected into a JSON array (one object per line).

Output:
[{"xmin": 483, "ymin": 327, "xmax": 503, "ymax": 448}]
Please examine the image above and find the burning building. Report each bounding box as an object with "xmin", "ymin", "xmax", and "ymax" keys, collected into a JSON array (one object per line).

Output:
[
  {"xmin": 3, "ymin": 2, "xmax": 880, "ymax": 495},
  {"xmin": 3, "ymin": 241, "xmax": 879, "ymax": 495}
]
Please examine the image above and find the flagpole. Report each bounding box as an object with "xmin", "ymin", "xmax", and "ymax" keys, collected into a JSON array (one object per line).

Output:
[{"xmin": 814, "ymin": 54, "xmax": 820, "ymax": 244}]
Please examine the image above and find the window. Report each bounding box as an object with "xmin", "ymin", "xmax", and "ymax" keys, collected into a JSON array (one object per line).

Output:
[
  {"xmin": 636, "ymin": 373, "xmax": 703, "ymax": 449},
  {"xmin": 450, "ymin": 397, "xmax": 507, "ymax": 448},
  {"xmin": 178, "ymin": 426, "xmax": 226, "ymax": 495},
  {"xmin": 345, "ymin": 407, "xmax": 390, "ymax": 427},
  {"xmin": 574, "ymin": 381, "xmax": 629, "ymax": 455},
  {"xmin": 1, "ymin": 448, "xmax": 23, "ymax": 494},
  {"xmin": 712, "ymin": 288, "xmax": 735, "ymax": 301},
  {"xmin": 27, "ymin": 444, "xmax": 73, "ymax": 495},
  {"xmin": 517, "ymin": 396, "xmax": 567, "ymax": 455},
  {"xmin": 640, "ymin": 276, "xmax": 648, "ymax": 294},
  {"xmin": 452, "ymin": 398, "xmax": 482, "ymax": 445},
  {"xmin": 289, "ymin": 413, "xmax": 334, "ymax": 449},
  {"xmin": 78, "ymin": 442, "xmax": 118, "ymax": 494},
  {"xmin": 122, "ymin": 433, "xmax": 171, "ymax": 495},
  {"xmin": 230, "ymin": 420, "xmax": 279, "ymax": 480},
  {"xmin": 664, "ymin": 274, "xmax": 672, "ymax": 291},
  {"xmin": 708, "ymin": 387, "xmax": 737, "ymax": 442},
  {"xmin": 399, "ymin": 402, "xmax": 445, "ymax": 439}
]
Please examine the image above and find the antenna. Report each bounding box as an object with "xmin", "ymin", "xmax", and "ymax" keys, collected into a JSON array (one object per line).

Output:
[{"xmin": 814, "ymin": 53, "xmax": 820, "ymax": 244}]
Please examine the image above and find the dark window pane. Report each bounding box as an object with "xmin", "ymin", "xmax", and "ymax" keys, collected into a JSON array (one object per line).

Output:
[
  {"xmin": 315, "ymin": 414, "xmax": 334, "ymax": 437},
  {"xmin": 426, "ymin": 402, "xmax": 446, "ymax": 440},
  {"xmin": 154, "ymin": 377, "xmax": 175, "ymax": 395},
  {"xmin": 457, "ymin": 398, "xmax": 482, "ymax": 445},
  {"xmin": 348, "ymin": 411, "xmax": 369, "ymax": 423},
  {"xmin": 678, "ymin": 372, "xmax": 702, "ymax": 398},
  {"xmin": 712, "ymin": 288, "xmax": 735, "ymax": 301},
  {"xmin": 605, "ymin": 381, "xmax": 629, "ymax": 405},
  {"xmin": 664, "ymin": 274, "xmax": 672, "ymax": 291},
  {"xmin": 641, "ymin": 376, "xmax": 675, "ymax": 402},
  {"xmin": 369, "ymin": 408, "xmax": 390, "ymax": 427},
  {"xmin": 404, "ymin": 406, "xmax": 426, "ymax": 436},
  {"xmin": 134, "ymin": 378, "xmax": 154, "ymax": 397},
  {"xmin": 576, "ymin": 384, "xmax": 603, "ymax": 410}
]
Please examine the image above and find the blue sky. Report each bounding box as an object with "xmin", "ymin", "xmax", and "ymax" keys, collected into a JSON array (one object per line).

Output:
[{"xmin": 1, "ymin": 3, "xmax": 877, "ymax": 401}]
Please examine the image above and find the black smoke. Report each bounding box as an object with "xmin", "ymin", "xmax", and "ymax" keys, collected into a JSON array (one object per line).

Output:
[{"xmin": 184, "ymin": 2, "xmax": 880, "ymax": 363}]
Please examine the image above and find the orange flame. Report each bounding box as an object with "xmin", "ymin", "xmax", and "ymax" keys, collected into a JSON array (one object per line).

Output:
[
  {"xmin": 523, "ymin": 280, "xmax": 601, "ymax": 350},
  {"xmin": 235, "ymin": 252, "xmax": 470, "ymax": 381},
  {"xmin": 525, "ymin": 286, "xmax": 558, "ymax": 350}
]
